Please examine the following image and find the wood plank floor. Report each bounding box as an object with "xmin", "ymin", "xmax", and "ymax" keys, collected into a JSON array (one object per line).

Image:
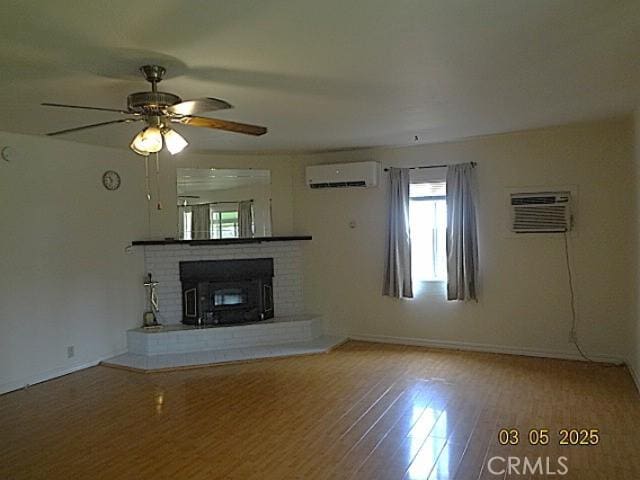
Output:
[{"xmin": 1, "ymin": 341, "xmax": 639, "ymax": 479}]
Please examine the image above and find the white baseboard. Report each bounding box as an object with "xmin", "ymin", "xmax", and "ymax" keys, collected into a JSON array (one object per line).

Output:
[
  {"xmin": 626, "ymin": 362, "xmax": 640, "ymax": 395},
  {"xmin": 348, "ymin": 333, "xmax": 624, "ymax": 364},
  {"xmin": 3, "ymin": 338, "xmax": 635, "ymax": 396},
  {"xmin": 0, "ymin": 349, "xmax": 128, "ymax": 395}
]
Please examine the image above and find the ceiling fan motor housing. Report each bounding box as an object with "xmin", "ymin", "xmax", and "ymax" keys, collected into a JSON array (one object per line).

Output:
[{"xmin": 127, "ymin": 91, "xmax": 182, "ymax": 114}]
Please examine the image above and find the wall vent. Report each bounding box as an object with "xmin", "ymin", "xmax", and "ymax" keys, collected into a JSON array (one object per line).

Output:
[{"xmin": 510, "ymin": 191, "xmax": 572, "ymax": 233}]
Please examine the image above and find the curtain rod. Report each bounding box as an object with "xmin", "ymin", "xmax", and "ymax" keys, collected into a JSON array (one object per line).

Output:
[
  {"xmin": 178, "ymin": 199, "xmax": 254, "ymax": 206},
  {"xmin": 383, "ymin": 162, "xmax": 476, "ymax": 172}
]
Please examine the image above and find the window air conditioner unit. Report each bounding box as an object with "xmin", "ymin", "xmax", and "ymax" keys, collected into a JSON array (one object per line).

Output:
[
  {"xmin": 510, "ymin": 191, "xmax": 572, "ymax": 233},
  {"xmin": 306, "ymin": 161, "xmax": 379, "ymax": 189}
]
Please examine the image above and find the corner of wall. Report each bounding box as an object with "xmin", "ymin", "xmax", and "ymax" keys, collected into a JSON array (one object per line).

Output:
[{"xmin": 630, "ymin": 108, "xmax": 640, "ymax": 393}]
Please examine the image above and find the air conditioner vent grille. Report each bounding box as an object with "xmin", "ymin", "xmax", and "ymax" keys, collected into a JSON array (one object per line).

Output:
[
  {"xmin": 511, "ymin": 196, "xmax": 568, "ymax": 205},
  {"xmin": 309, "ymin": 180, "xmax": 367, "ymax": 189},
  {"xmin": 510, "ymin": 192, "xmax": 572, "ymax": 233}
]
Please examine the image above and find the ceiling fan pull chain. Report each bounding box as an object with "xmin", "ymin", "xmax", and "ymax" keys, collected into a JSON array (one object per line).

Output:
[
  {"xmin": 144, "ymin": 155, "xmax": 151, "ymax": 201},
  {"xmin": 155, "ymin": 152, "xmax": 162, "ymax": 211},
  {"xmin": 144, "ymin": 155, "xmax": 153, "ymax": 237}
]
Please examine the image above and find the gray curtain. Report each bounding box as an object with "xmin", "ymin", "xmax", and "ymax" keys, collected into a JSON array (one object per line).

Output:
[
  {"xmin": 383, "ymin": 168, "xmax": 413, "ymax": 298},
  {"xmin": 191, "ymin": 204, "xmax": 211, "ymax": 240},
  {"xmin": 446, "ymin": 163, "xmax": 479, "ymax": 301},
  {"xmin": 238, "ymin": 201, "xmax": 254, "ymax": 238}
]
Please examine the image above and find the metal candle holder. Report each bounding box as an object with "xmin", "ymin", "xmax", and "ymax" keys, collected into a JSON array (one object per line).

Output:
[{"xmin": 143, "ymin": 273, "xmax": 160, "ymax": 328}]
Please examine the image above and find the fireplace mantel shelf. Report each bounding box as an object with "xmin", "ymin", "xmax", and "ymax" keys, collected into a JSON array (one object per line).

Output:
[{"xmin": 132, "ymin": 236, "xmax": 312, "ymax": 246}]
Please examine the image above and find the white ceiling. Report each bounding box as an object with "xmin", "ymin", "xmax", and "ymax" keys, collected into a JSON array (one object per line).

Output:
[{"xmin": 0, "ymin": 0, "xmax": 639, "ymax": 153}]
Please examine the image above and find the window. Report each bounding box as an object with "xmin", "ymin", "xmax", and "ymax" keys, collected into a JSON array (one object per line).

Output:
[
  {"xmin": 210, "ymin": 209, "xmax": 239, "ymax": 239},
  {"xmin": 409, "ymin": 181, "xmax": 447, "ymax": 282},
  {"xmin": 182, "ymin": 211, "xmax": 193, "ymax": 240},
  {"xmin": 179, "ymin": 204, "xmax": 250, "ymax": 240}
]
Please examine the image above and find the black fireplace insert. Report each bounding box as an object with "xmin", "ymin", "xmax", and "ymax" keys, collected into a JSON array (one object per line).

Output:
[{"xmin": 179, "ymin": 258, "xmax": 274, "ymax": 326}]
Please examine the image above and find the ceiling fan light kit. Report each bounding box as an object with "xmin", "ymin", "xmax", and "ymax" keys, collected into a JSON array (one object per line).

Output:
[
  {"xmin": 42, "ymin": 64, "xmax": 267, "ymax": 156},
  {"xmin": 131, "ymin": 126, "xmax": 163, "ymax": 154},
  {"xmin": 129, "ymin": 138, "xmax": 147, "ymax": 156},
  {"xmin": 162, "ymin": 128, "xmax": 188, "ymax": 155}
]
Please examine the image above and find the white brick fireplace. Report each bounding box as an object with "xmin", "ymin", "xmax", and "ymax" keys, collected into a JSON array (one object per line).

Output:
[
  {"xmin": 103, "ymin": 237, "xmax": 345, "ymax": 372},
  {"xmin": 102, "ymin": 239, "xmax": 346, "ymax": 371},
  {"xmin": 142, "ymin": 241, "xmax": 306, "ymax": 324}
]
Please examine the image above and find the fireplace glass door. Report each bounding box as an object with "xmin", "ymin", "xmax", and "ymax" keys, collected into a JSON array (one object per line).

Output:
[
  {"xmin": 213, "ymin": 287, "xmax": 249, "ymax": 308},
  {"xmin": 180, "ymin": 258, "xmax": 274, "ymax": 325}
]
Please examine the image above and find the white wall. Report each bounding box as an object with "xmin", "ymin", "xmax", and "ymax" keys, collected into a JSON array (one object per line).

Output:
[
  {"xmin": 0, "ymin": 132, "xmax": 146, "ymax": 393},
  {"xmin": 631, "ymin": 110, "xmax": 640, "ymax": 385},
  {"xmin": 291, "ymin": 118, "xmax": 635, "ymax": 361}
]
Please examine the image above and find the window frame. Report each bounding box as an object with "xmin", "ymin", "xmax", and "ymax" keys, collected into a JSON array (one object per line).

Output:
[
  {"xmin": 408, "ymin": 184, "xmax": 447, "ymax": 287},
  {"xmin": 210, "ymin": 208, "xmax": 240, "ymax": 239}
]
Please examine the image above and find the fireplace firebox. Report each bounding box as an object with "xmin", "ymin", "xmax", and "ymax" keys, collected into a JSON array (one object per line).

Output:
[{"xmin": 179, "ymin": 258, "xmax": 274, "ymax": 326}]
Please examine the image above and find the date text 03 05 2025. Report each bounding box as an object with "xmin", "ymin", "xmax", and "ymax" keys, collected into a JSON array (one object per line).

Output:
[{"xmin": 498, "ymin": 428, "xmax": 600, "ymax": 446}]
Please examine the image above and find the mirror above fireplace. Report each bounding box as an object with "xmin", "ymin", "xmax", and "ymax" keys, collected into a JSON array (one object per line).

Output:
[{"xmin": 177, "ymin": 168, "xmax": 272, "ymax": 240}]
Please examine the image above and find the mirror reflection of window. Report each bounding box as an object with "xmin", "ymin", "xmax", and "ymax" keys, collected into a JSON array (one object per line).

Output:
[
  {"xmin": 182, "ymin": 211, "xmax": 193, "ymax": 240},
  {"xmin": 177, "ymin": 168, "xmax": 271, "ymax": 240},
  {"xmin": 210, "ymin": 207, "xmax": 241, "ymax": 239}
]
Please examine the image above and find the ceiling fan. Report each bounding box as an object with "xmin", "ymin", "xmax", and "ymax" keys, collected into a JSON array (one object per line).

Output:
[{"xmin": 42, "ymin": 65, "xmax": 267, "ymax": 156}]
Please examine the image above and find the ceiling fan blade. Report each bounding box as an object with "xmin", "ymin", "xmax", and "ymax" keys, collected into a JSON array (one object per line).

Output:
[
  {"xmin": 167, "ymin": 97, "xmax": 233, "ymax": 115},
  {"xmin": 177, "ymin": 116, "xmax": 267, "ymax": 136},
  {"xmin": 46, "ymin": 118, "xmax": 141, "ymax": 136},
  {"xmin": 42, "ymin": 102, "xmax": 133, "ymax": 115}
]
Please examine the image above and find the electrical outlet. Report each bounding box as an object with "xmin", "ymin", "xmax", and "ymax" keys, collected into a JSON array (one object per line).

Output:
[{"xmin": 67, "ymin": 345, "xmax": 75, "ymax": 358}]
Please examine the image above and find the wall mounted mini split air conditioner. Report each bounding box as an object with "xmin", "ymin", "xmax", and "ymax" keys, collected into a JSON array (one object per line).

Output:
[
  {"xmin": 510, "ymin": 191, "xmax": 573, "ymax": 233},
  {"xmin": 305, "ymin": 161, "xmax": 379, "ymax": 189}
]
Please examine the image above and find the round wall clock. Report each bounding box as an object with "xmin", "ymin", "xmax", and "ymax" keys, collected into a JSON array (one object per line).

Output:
[
  {"xmin": 102, "ymin": 170, "xmax": 121, "ymax": 191},
  {"xmin": 1, "ymin": 146, "xmax": 17, "ymax": 162}
]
